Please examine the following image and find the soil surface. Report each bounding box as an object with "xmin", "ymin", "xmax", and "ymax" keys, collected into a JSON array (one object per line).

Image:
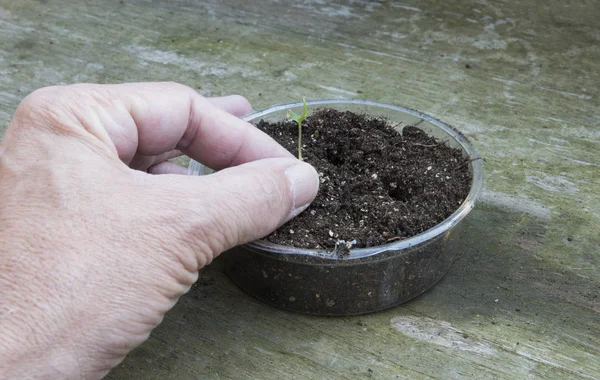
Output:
[{"xmin": 256, "ymin": 109, "xmax": 472, "ymax": 251}]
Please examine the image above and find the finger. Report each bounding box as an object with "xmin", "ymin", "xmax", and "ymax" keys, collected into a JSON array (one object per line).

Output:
[
  {"xmin": 126, "ymin": 95, "xmax": 251, "ymax": 168},
  {"xmin": 130, "ymin": 94, "xmax": 251, "ymax": 170},
  {"xmin": 96, "ymin": 82, "xmax": 292, "ymax": 169},
  {"xmin": 130, "ymin": 93, "xmax": 251, "ymax": 171},
  {"xmin": 156, "ymin": 158, "xmax": 319, "ymax": 267},
  {"xmin": 147, "ymin": 161, "xmax": 188, "ymax": 175},
  {"xmin": 208, "ymin": 95, "xmax": 253, "ymax": 117},
  {"xmin": 13, "ymin": 83, "xmax": 291, "ymax": 169}
]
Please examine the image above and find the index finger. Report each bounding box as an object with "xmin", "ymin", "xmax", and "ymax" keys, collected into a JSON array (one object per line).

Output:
[{"xmin": 87, "ymin": 82, "xmax": 293, "ymax": 169}]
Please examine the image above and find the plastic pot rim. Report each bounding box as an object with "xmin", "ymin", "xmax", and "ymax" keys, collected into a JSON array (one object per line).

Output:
[{"xmin": 190, "ymin": 99, "xmax": 484, "ymax": 261}]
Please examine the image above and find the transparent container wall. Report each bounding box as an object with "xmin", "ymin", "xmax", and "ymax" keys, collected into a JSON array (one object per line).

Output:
[
  {"xmin": 190, "ymin": 100, "xmax": 483, "ymax": 315},
  {"xmin": 223, "ymin": 221, "xmax": 462, "ymax": 315}
]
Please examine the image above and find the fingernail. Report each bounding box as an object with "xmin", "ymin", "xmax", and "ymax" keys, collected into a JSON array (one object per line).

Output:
[{"xmin": 285, "ymin": 162, "xmax": 319, "ymax": 221}]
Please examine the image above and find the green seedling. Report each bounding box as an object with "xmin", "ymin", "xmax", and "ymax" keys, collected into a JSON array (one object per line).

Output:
[{"xmin": 287, "ymin": 98, "xmax": 308, "ymax": 160}]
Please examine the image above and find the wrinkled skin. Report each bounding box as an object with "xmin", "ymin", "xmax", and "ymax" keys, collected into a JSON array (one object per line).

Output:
[{"xmin": 0, "ymin": 82, "xmax": 319, "ymax": 379}]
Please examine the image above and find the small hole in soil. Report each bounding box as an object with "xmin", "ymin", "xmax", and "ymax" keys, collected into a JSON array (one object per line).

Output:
[
  {"xmin": 326, "ymin": 148, "xmax": 345, "ymax": 166},
  {"xmin": 388, "ymin": 186, "xmax": 421, "ymax": 202}
]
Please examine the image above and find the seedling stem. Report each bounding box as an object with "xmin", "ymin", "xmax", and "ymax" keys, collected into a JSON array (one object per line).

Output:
[{"xmin": 287, "ymin": 98, "xmax": 308, "ymax": 160}]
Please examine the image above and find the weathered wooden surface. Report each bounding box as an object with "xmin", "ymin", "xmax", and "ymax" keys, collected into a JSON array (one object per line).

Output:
[{"xmin": 1, "ymin": 0, "xmax": 599, "ymax": 379}]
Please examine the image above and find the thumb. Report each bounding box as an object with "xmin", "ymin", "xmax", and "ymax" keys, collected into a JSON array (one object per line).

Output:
[{"xmin": 153, "ymin": 157, "xmax": 319, "ymax": 267}]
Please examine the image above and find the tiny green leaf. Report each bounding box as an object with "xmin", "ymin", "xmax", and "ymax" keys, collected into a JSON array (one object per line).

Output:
[
  {"xmin": 287, "ymin": 98, "xmax": 308, "ymax": 160},
  {"xmin": 288, "ymin": 110, "xmax": 300, "ymax": 121}
]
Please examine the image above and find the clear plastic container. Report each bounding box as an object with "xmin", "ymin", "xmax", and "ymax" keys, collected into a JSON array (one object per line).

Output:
[{"xmin": 189, "ymin": 100, "xmax": 484, "ymax": 315}]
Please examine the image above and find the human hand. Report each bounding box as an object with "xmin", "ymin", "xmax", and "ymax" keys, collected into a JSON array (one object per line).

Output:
[{"xmin": 0, "ymin": 82, "xmax": 319, "ymax": 379}]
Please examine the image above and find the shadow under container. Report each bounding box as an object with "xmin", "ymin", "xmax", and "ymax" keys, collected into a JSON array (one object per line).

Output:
[{"xmin": 189, "ymin": 100, "xmax": 484, "ymax": 316}]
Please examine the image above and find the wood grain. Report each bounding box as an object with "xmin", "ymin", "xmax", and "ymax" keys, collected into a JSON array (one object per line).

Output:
[{"xmin": 0, "ymin": 0, "xmax": 598, "ymax": 378}]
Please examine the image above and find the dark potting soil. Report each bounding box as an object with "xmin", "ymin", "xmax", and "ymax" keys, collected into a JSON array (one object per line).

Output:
[{"xmin": 256, "ymin": 108, "xmax": 472, "ymax": 252}]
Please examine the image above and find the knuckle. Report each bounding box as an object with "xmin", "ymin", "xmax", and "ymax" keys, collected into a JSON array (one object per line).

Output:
[
  {"xmin": 160, "ymin": 81, "xmax": 194, "ymax": 95},
  {"xmin": 17, "ymin": 87, "xmax": 58, "ymax": 114},
  {"xmin": 12, "ymin": 85, "xmax": 109, "ymax": 139},
  {"xmin": 13, "ymin": 86, "xmax": 71, "ymax": 132}
]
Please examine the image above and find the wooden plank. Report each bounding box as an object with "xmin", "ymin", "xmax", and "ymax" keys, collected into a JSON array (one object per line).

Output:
[{"xmin": 0, "ymin": 0, "xmax": 598, "ymax": 378}]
